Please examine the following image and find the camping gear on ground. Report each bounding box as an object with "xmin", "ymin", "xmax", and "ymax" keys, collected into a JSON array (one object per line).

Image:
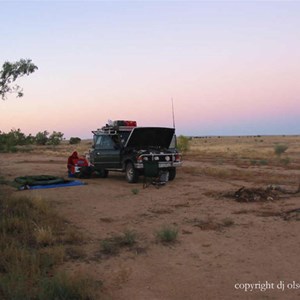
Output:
[
  {"xmin": 14, "ymin": 175, "xmax": 85, "ymax": 190},
  {"xmin": 15, "ymin": 175, "xmax": 65, "ymax": 186}
]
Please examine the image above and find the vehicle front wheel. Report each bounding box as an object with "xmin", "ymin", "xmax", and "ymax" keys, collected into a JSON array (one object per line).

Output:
[
  {"xmin": 168, "ymin": 168, "xmax": 176, "ymax": 181},
  {"xmin": 125, "ymin": 162, "xmax": 139, "ymax": 183}
]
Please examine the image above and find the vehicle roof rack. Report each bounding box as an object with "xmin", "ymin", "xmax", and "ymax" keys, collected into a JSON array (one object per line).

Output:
[{"xmin": 92, "ymin": 120, "xmax": 137, "ymax": 135}]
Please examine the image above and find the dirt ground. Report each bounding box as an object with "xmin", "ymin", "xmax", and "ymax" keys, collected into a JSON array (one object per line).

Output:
[{"xmin": 1, "ymin": 136, "xmax": 300, "ymax": 300}]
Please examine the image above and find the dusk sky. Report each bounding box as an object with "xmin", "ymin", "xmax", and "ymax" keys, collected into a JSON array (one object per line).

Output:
[{"xmin": 1, "ymin": 1, "xmax": 300, "ymax": 138}]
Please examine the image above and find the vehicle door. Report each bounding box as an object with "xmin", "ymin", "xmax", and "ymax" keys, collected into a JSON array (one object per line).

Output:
[{"xmin": 93, "ymin": 134, "xmax": 121, "ymax": 168}]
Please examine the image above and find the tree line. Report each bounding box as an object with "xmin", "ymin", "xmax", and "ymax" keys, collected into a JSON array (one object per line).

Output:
[
  {"xmin": 0, "ymin": 129, "xmax": 67, "ymax": 152},
  {"xmin": 0, "ymin": 129, "xmax": 82, "ymax": 152}
]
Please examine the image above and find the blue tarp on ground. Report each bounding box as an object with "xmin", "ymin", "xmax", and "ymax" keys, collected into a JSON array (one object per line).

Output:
[{"xmin": 19, "ymin": 180, "xmax": 85, "ymax": 190}]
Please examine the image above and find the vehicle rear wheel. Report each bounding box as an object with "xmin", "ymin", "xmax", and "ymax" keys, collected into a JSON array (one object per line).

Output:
[
  {"xmin": 168, "ymin": 168, "xmax": 176, "ymax": 181},
  {"xmin": 126, "ymin": 162, "xmax": 139, "ymax": 183}
]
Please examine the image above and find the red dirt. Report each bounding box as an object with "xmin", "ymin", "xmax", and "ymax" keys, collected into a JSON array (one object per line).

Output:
[{"xmin": 2, "ymin": 151, "xmax": 300, "ymax": 299}]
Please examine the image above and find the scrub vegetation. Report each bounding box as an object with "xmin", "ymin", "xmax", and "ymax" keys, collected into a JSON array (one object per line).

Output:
[
  {"xmin": 155, "ymin": 225, "xmax": 179, "ymax": 243},
  {"xmin": 187, "ymin": 135, "xmax": 297, "ymax": 170},
  {"xmin": 100, "ymin": 230, "xmax": 137, "ymax": 256},
  {"xmin": 1, "ymin": 134, "xmax": 300, "ymax": 299},
  {"xmin": 177, "ymin": 135, "xmax": 190, "ymax": 153},
  {"xmin": 274, "ymin": 143, "xmax": 289, "ymax": 156},
  {"xmin": 69, "ymin": 137, "xmax": 82, "ymax": 145},
  {"xmin": 0, "ymin": 129, "xmax": 64, "ymax": 152},
  {"xmin": 0, "ymin": 186, "xmax": 101, "ymax": 299}
]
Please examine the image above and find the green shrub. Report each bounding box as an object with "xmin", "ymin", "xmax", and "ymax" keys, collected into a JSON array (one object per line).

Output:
[
  {"xmin": 118, "ymin": 230, "xmax": 137, "ymax": 247},
  {"xmin": 274, "ymin": 144, "xmax": 288, "ymax": 156},
  {"xmin": 100, "ymin": 230, "xmax": 137, "ymax": 255},
  {"xmin": 177, "ymin": 135, "xmax": 190, "ymax": 153},
  {"xmin": 100, "ymin": 239, "xmax": 118, "ymax": 255},
  {"xmin": 69, "ymin": 137, "xmax": 82, "ymax": 145},
  {"xmin": 156, "ymin": 225, "xmax": 178, "ymax": 243},
  {"xmin": 38, "ymin": 273, "xmax": 99, "ymax": 300},
  {"xmin": 131, "ymin": 188, "xmax": 139, "ymax": 195}
]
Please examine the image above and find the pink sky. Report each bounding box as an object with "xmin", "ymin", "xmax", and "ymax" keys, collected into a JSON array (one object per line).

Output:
[{"xmin": 1, "ymin": 2, "xmax": 300, "ymax": 138}]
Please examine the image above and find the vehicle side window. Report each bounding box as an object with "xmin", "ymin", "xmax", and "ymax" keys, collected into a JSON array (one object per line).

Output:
[
  {"xmin": 95, "ymin": 136, "xmax": 102, "ymax": 148},
  {"xmin": 95, "ymin": 135, "xmax": 116, "ymax": 150}
]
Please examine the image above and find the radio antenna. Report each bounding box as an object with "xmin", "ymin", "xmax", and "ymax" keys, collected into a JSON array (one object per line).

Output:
[{"xmin": 171, "ymin": 98, "xmax": 176, "ymax": 129}]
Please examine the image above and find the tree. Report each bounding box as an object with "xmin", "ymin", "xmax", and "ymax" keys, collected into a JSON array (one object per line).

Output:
[
  {"xmin": 47, "ymin": 131, "xmax": 64, "ymax": 145},
  {"xmin": 7, "ymin": 128, "xmax": 27, "ymax": 145},
  {"xmin": 0, "ymin": 129, "xmax": 31, "ymax": 152},
  {"xmin": 69, "ymin": 137, "xmax": 81, "ymax": 145},
  {"xmin": 35, "ymin": 131, "xmax": 49, "ymax": 145},
  {"xmin": 0, "ymin": 59, "xmax": 38, "ymax": 100}
]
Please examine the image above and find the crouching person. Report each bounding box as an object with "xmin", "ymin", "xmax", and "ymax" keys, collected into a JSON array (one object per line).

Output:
[{"xmin": 67, "ymin": 151, "xmax": 93, "ymax": 178}]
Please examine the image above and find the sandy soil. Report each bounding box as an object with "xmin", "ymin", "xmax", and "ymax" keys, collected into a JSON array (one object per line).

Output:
[{"xmin": 1, "ymin": 141, "xmax": 300, "ymax": 300}]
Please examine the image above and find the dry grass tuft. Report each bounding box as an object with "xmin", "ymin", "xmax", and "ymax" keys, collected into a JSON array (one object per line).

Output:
[
  {"xmin": 188, "ymin": 135, "xmax": 300, "ymax": 171},
  {"xmin": 100, "ymin": 230, "xmax": 138, "ymax": 255},
  {"xmin": 186, "ymin": 216, "xmax": 234, "ymax": 231},
  {"xmin": 155, "ymin": 225, "xmax": 179, "ymax": 243},
  {"xmin": 0, "ymin": 190, "xmax": 100, "ymax": 299},
  {"xmin": 35, "ymin": 226, "xmax": 55, "ymax": 246}
]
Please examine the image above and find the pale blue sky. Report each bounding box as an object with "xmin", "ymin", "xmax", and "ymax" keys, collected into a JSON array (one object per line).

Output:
[{"xmin": 1, "ymin": 1, "xmax": 300, "ymax": 138}]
